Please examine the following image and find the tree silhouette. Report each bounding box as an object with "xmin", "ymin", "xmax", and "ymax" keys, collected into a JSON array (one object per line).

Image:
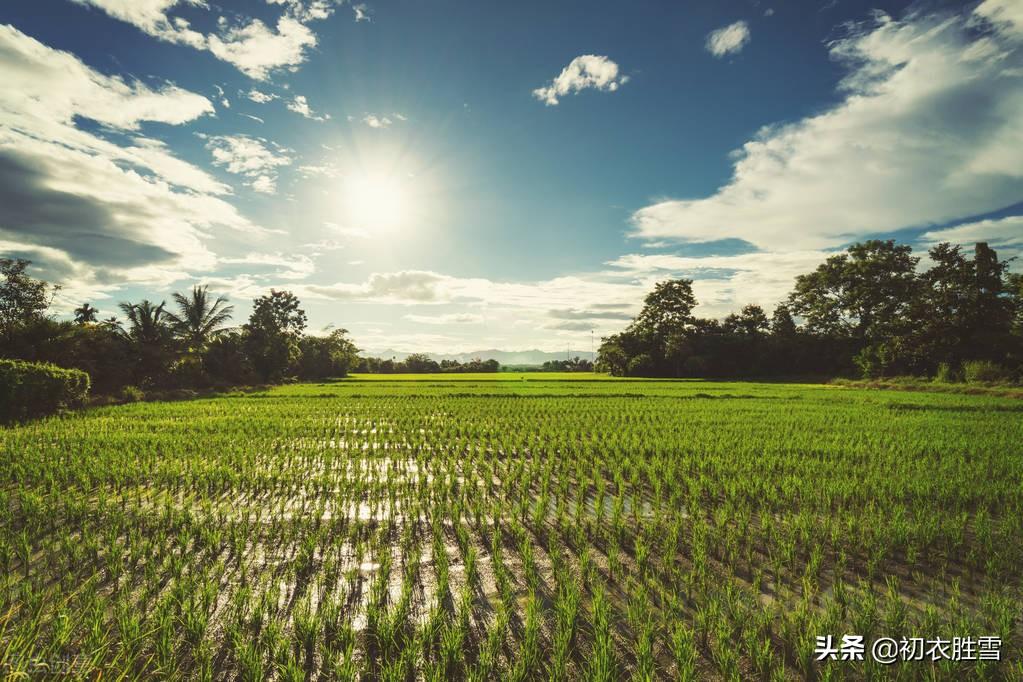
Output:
[{"xmin": 73, "ymin": 303, "xmax": 99, "ymax": 325}]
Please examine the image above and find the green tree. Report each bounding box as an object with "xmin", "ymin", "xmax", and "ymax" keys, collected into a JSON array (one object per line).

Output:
[
  {"xmin": 403, "ymin": 353, "xmax": 440, "ymax": 373},
  {"xmin": 244, "ymin": 290, "xmax": 307, "ymax": 382},
  {"xmin": 770, "ymin": 305, "xmax": 797, "ymax": 338},
  {"xmin": 0, "ymin": 258, "xmax": 58, "ymax": 347},
  {"xmin": 723, "ymin": 304, "xmax": 769, "ymax": 336},
  {"xmin": 167, "ymin": 285, "xmax": 234, "ymax": 351},
  {"xmin": 117, "ymin": 299, "xmax": 175, "ymax": 384},
  {"xmin": 73, "ymin": 303, "xmax": 99, "ymax": 325},
  {"xmin": 788, "ymin": 240, "xmax": 918, "ymax": 340},
  {"xmin": 634, "ymin": 279, "xmax": 697, "ymax": 339},
  {"xmin": 596, "ymin": 337, "xmax": 629, "ymax": 376},
  {"xmin": 297, "ymin": 329, "xmax": 360, "ymax": 378}
]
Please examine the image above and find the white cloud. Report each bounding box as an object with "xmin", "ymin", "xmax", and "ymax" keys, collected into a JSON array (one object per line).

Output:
[
  {"xmin": 361, "ymin": 114, "xmax": 393, "ymax": 128},
  {"xmin": 249, "ymin": 175, "xmax": 277, "ymax": 194},
  {"xmin": 352, "ymin": 4, "xmax": 370, "ymax": 22},
  {"xmin": 267, "ymin": 0, "xmax": 342, "ymax": 23},
  {"xmin": 204, "ymin": 134, "xmax": 293, "ymax": 193},
  {"xmin": 247, "ymin": 89, "xmax": 277, "ymax": 104},
  {"xmin": 220, "ymin": 251, "xmax": 314, "ymax": 279},
  {"xmin": 72, "ymin": 0, "xmax": 334, "ymax": 80},
  {"xmin": 705, "ymin": 20, "xmax": 751, "ymax": 57},
  {"xmin": 606, "ymin": 250, "xmax": 833, "ymax": 316},
  {"xmin": 532, "ymin": 55, "xmax": 629, "ymax": 106},
  {"xmin": 405, "ymin": 313, "xmax": 485, "ymax": 325},
  {"xmin": 324, "ymin": 222, "xmax": 370, "ymax": 238},
  {"xmin": 0, "ymin": 25, "xmax": 260, "ymax": 303},
  {"xmin": 298, "ymin": 163, "xmax": 339, "ymax": 178},
  {"xmin": 70, "ymin": 0, "xmax": 207, "ymax": 48},
  {"xmin": 633, "ymin": 8, "xmax": 1023, "ymax": 251},
  {"xmin": 920, "ymin": 215, "xmax": 1023, "ymax": 249},
  {"xmin": 287, "ymin": 95, "xmax": 329, "ymax": 121},
  {"xmin": 974, "ymin": 0, "xmax": 1023, "ymax": 35},
  {"xmin": 207, "ymin": 16, "xmax": 317, "ymax": 80}
]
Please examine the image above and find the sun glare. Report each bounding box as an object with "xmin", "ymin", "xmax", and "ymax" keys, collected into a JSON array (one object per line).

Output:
[{"xmin": 342, "ymin": 171, "xmax": 407, "ymax": 232}]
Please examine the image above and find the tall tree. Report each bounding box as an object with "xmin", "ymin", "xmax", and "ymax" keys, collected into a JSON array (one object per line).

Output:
[
  {"xmin": 73, "ymin": 303, "xmax": 99, "ymax": 325},
  {"xmin": 788, "ymin": 240, "xmax": 918, "ymax": 340},
  {"xmin": 634, "ymin": 279, "xmax": 697, "ymax": 339},
  {"xmin": 117, "ymin": 299, "xmax": 175, "ymax": 383},
  {"xmin": 244, "ymin": 290, "xmax": 307, "ymax": 382},
  {"xmin": 167, "ymin": 285, "xmax": 234, "ymax": 351}
]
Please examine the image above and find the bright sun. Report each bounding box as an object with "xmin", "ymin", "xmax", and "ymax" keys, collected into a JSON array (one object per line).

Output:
[{"xmin": 342, "ymin": 171, "xmax": 407, "ymax": 232}]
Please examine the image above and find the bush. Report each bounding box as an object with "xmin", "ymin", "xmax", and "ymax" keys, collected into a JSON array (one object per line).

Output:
[
  {"xmin": 933, "ymin": 362, "xmax": 959, "ymax": 383},
  {"xmin": 119, "ymin": 385, "xmax": 145, "ymax": 403},
  {"xmin": 962, "ymin": 360, "xmax": 1010, "ymax": 383},
  {"xmin": 0, "ymin": 359, "xmax": 90, "ymax": 423}
]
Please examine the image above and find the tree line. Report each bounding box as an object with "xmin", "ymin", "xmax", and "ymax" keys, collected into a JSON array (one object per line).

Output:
[
  {"xmin": 0, "ymin": 258, "xmax": 359, "ymax": 397},
  {"xmin": 356, "ymin": 354, "xmax": 501, "ymax": 373},
  {"xmin": 597, "ymin": 240, "xmax": 1023, "ymax": 381}
]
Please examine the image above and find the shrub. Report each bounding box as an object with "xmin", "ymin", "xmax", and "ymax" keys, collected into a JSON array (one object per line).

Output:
[
  {"xmin": 933, "ymin": 362, "xmax": 959, "ymax": 384},
  {"xmin": 0, "ymin": 359, "xmax": 90, "ymax": 423},
  {"xmin": 119, "ymin": 385, "xmax": 145, "ymax": 403},
  {"xmin": 962, "ymin": 360, "xmax": 1009, "ymax": 384}
]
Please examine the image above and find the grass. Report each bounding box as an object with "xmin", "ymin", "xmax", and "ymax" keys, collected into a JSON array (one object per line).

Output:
[{"xmin": 1, "ymin": 373, "xmax": 1021, "ymax": 679}]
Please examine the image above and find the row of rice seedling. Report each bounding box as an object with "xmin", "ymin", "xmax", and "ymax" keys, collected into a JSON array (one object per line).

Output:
[{"xmin": 1, "ymin": 377, "xmax": 1020, "ymax": 678}]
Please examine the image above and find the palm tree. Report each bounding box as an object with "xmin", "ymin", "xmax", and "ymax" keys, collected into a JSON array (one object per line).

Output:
[
  {"xmin": 118, "ymin": 299, "xmax": 174, "ymax": 383},
  {"xmin": 73, "ymin": 302, "xmax": 98, "ymax": 324},
  {"xmin": 118, "ymin": 300, "xmax": 171, "ymax": 345},
  {"xmin": 167, "ymin": 285, "xmax": 234, "ymax": 351}
]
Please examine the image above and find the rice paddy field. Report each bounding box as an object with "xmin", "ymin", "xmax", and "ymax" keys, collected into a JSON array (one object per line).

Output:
[{"xmin": 2, "ymin": 373, "xmax": 1022, "ymax": 680}]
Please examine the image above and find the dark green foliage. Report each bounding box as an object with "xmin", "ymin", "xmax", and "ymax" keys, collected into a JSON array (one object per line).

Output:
[
  {"xmin": 244, "ymin": 290, "xmax": 306, "ymax": 382},
  {"xmin": 357, "ymin": 356, "xmax": 501, "ymax": 373},
  {"xmin": 402, "ymin": 353, "xmax": 440, "ymax": 373},
  {"xmin": 599, "ymin": 241, "xmax": 1023, "ymax": 381},
  {"xmin": 0, "ymin": 359, "xmax": 89, "ymax": 423},
  {"xmin": 0, "ymin": 258, "xmax": 58, "ymax": 346},
  {"xmin": 297, "ymin": 329, "xmax": 360, "ymax": 379},
  {"xmin": 541, "ymin": 356, "xmax": 593, "ymax": 371},
  {"xmin": 963, "ymin": 360, "xmax": 1010, "ymax": 383},
  {"xmin": 116, "ymin": 299, "xmax": 176, "ymax": 386},
  {"xmin": 202, "ymin": 332, "xmax": 255, "ymax": 386},
  {"xmin": 73, "ymin": 303, "xmax": 98, "ymax": 325}
]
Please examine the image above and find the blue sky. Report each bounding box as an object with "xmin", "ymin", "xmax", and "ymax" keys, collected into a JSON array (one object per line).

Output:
[{"xmin": 1, "ymin": 0, "xmax": 1021, "ymax": 353}]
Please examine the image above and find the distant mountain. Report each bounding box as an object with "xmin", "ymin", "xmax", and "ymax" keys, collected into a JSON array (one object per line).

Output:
[{"xmin": 364, "ymin": 348, "xmax": 596, "ymax": 366}]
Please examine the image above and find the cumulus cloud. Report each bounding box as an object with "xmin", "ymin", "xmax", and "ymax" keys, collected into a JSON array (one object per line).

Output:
[
  {"xmin": 633, "ymin": 7, "xmax": 1023, "ymax": 250},
  {"xmin": 71, "ymin": 0, "xmax": 338, "ymax": 80},
  {"xmin": 203, "ymin": 134, "xmax": 293, "ymax": 193},
  {"xmin": 287, "ymin": 95, "xmax": 329, "ymax": 121},
  {"xmin": 705, "ymin": 20, "xmax": 751, "ymax": 57},
  {"xmin": 0, "ymin": 25, "xmax": 260, "ymax": 303},
  {"xmin": 532, "ymin": 55, "xmax": 629, "ymax": 106},
  {"xmin": 207, "ymin": 16, "xmax": 317, "ymax": 80}
]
